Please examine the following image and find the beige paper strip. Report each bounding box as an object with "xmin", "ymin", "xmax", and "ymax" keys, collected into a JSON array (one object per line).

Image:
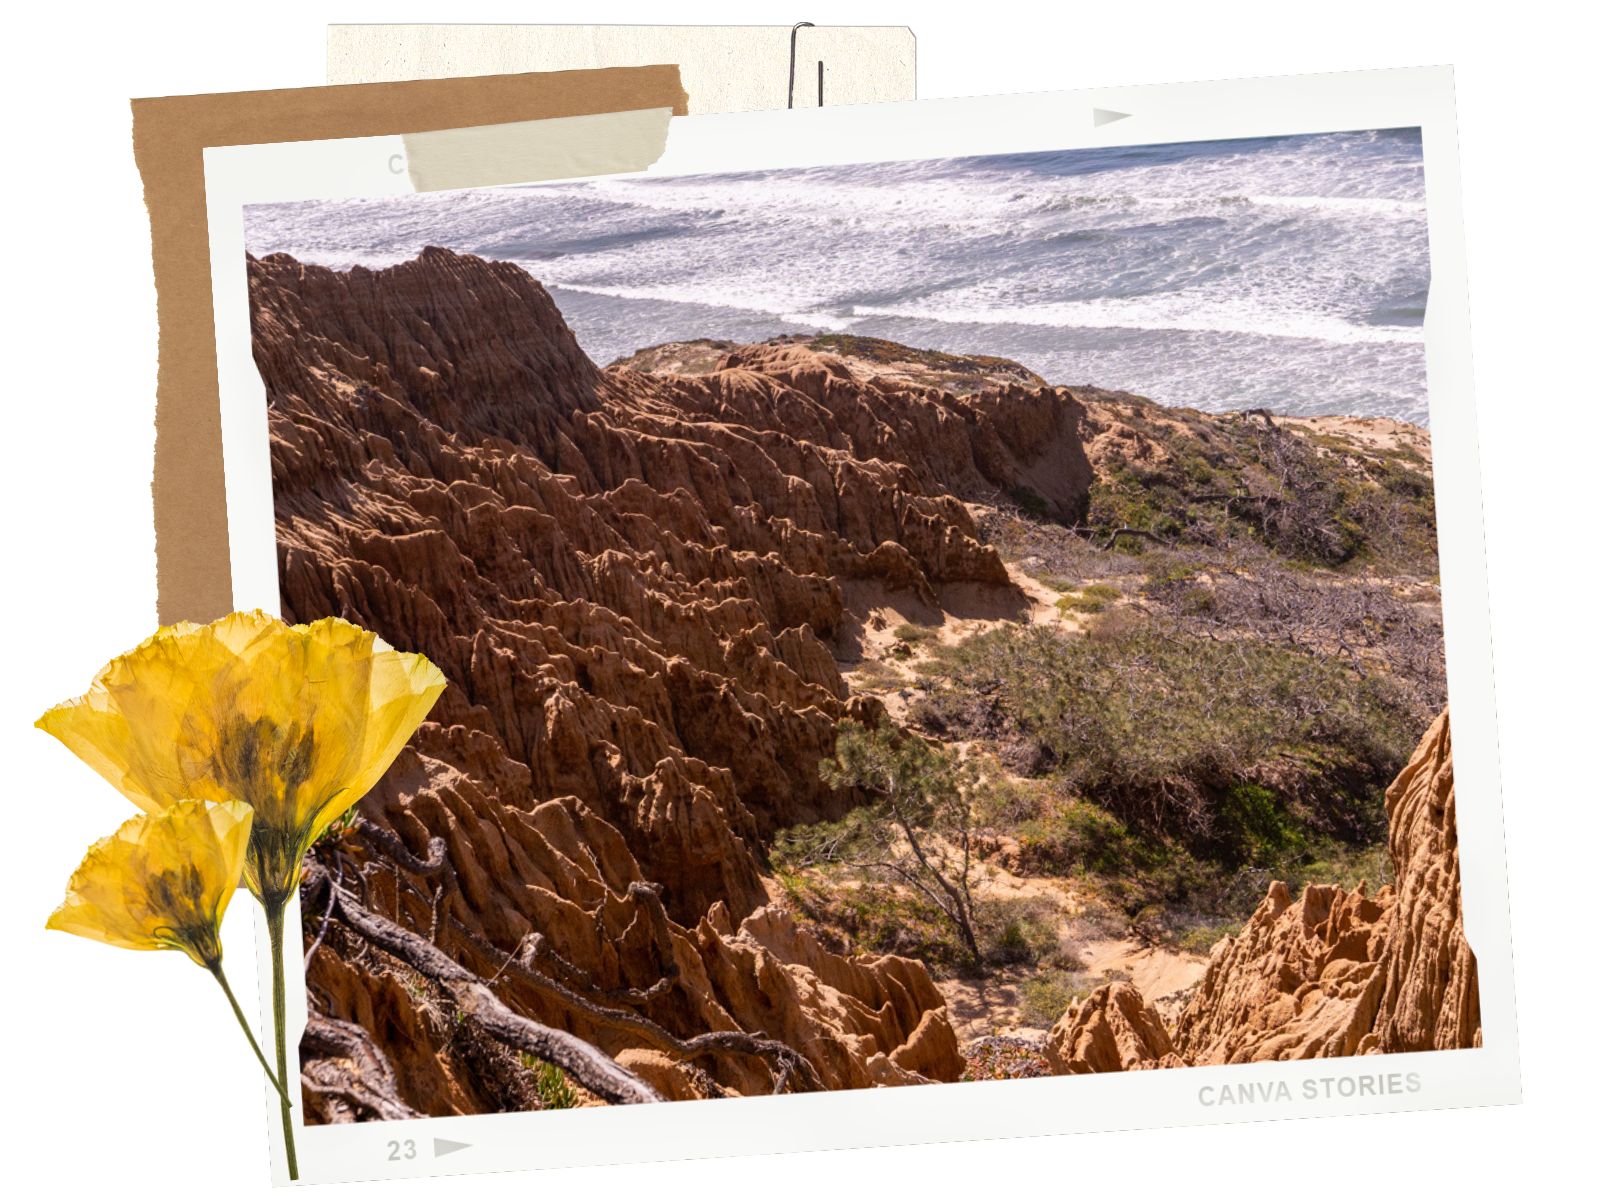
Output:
[
  {"xmin": 402, "ymin": 107, "xmax": 673, "ymax": 192},
  {"xmin": 330, "ymin": 24, "xmax": 917, "ymax": 114}
]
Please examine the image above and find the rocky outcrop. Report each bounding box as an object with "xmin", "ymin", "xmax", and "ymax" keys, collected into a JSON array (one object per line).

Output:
[
  {"xmin": 1172, "ymin": 881, "xmax": 1392, "ymax": 1063},
  {"xmin": 1046, "ymin": 710, "xmax": 1478, "ymax": 1073},
  {"xmin": 250, "ymin": 249, "xmax": 1094, "ymax": 1116},
  {"xmin": 1362, "ymin": 710, "xmax": 1480, "ymax": 1052},
  {"xmin": 1044, "ymin": 983, "xmax": 1185, "ymax": 1074}
]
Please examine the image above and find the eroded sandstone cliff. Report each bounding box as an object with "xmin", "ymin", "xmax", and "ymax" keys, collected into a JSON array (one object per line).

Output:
[
  {"xmin": 249, "ymin": 248, "xmax": 1094, "ymax": 1117},
  {"xmin": 1045, "ymin": 710, "xmax": 1479, "ymax": 1073}
]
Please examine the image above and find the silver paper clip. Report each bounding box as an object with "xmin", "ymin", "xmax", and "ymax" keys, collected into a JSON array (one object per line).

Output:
[{"xmin": 789, "ymin": 22, "xmax": 824, "ymax": 108}]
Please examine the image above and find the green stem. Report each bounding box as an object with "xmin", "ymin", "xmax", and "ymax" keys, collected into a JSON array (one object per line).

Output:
[
  {"xmin": 209, "ymin": 964, "xmax": 291, "ymax": 1104},
  {"xmin": 266, "ymin": 903, "xmax": 300, "ymax": 1181}
]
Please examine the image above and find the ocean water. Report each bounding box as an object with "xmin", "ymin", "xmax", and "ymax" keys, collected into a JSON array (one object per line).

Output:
[{"xmin": 245, "ymin": 129, "xmax": 1431, "ymax": 424}]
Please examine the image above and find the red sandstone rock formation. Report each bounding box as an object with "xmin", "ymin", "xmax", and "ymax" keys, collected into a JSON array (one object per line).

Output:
[
  {"xmin": 1362, "ymin": 710, "xmax": 1480, "ymax": 1052},
  {"xmin": 1045, "ymin": 710, "xmax": 1479, "ymax": 1074},
  {"xmin": 1043, "ymin": 983, "xmax": 1185, "ymax": 1074},
  {"xmin": 249, "ymin": 248, "xmax": 1090, "ymax": 1117},
  {"xmin": 1172, "ymin": 880, "xmax": 1392, "ymax": 1063}
]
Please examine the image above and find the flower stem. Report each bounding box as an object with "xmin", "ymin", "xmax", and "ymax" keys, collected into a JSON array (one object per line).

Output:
[
  {"xmin": 266, "ymin": 903, "xmax": 300, "ymax": 1181},
  {"xmin": 209, "ymin": 964, "xmax": 291, "ymax": 1104}
]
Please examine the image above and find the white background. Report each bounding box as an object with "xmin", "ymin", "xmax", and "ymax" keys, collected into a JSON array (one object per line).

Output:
[{"xmin": 1, "ymin": 2, "xmax": 1591, "ymax": 1196}]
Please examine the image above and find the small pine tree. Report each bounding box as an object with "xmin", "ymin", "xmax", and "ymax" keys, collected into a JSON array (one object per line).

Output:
[{"xmin": 818, "ymin": 720, "xmax": 985, "ymax": 970}]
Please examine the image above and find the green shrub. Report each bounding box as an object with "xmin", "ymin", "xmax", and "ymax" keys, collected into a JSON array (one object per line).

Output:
[
  {"xmin": 1019, "ymin": 970, "xmax": 1096, "ymax": 1027},
  {"xmin": 851, "ymin": 659, "xmax": 909, "ymax": 691},
  {"xmin": 913, "ymin": 618, "xmax": 1418, "ymax": 861},
  {"xmin": 1035, "ymin": 572, "xmax": 1080, "ymax": 594},
  {"xmin": 1216, "ymin": 782, "xmax": 1308, "ymax": 865},
  {"xmin": 521, "ymin": 1056, "xmax": 580, "ymax": 1110},
  {"xmin": 975, "ymin": 772, "xmax": 1048, "ymax": 827},
  {"xmin": 1291, "ymin": 840, "xmax": 1394, "ymax": 893},
  {"xmin": 976, "ymin": 896, "xmax": 1063, "ymax": 967},
  {"xmin": 1171, "ymin": 920, "xmax": 1244, "ymax": 955},
  {"xmin": 1015, "ymin": 799, "xmax": 1140, "ymax": 877},
  {"xmin": 1141, "ymin": 558, "xmax": 1202, "ymax": 592},
  {"xmin": 1078, "ymin": 411, "xmax": 1438, "ymax": 574},
  {"xmin": 1055, "ymin": 583, "xmax": 1121, "ymax": 615}
]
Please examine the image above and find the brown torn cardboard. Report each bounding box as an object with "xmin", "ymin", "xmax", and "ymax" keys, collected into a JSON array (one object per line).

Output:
[{"xmin": 133, "ymin": 65, "xmax": 687, "ymax": 625}]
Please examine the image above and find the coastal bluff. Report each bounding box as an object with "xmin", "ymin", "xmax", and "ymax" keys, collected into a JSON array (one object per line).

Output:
[
  {"xmin": 248, "ymin": 246, "xmax": 1465, "ymax": 1118},
  {"xmin": 250, "ymin": 247, "xmax": 1090, "ymax": 1115},
  {"xmin": 1045, "ymin": 710, "xmax": 1479, "ymax": 1074}
]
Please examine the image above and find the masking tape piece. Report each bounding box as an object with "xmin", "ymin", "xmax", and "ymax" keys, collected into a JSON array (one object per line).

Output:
[{"xmin": 401, "ymin": 107, "xmax": 673, "ymax": 192}]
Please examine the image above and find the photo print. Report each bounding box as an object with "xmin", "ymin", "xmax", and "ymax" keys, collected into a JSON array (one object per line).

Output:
[{"xmin": 240, "ymin": 127, "xmax": 1480, "ymax": 1128}]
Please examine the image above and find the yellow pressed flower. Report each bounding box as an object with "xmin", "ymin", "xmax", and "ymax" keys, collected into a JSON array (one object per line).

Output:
[
  {"xmin": 38, "ymin": 610, "xmax": 441, "ymax": 1178},
  {"xmin": 47, "ymin": 799, "xmax": 292, "ymax": 1105},
  {"xmin": 47, "ymin": 799, "xmax": 253, "ymax": 969},
  {"xmin": 37, "ymin": 609, "xmax": 447, "ymax": 907}
]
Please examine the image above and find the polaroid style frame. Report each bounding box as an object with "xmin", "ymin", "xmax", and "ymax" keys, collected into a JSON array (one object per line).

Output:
[{"xmin": 203, "ymin": 67, "xmax": 1518, "ymax": 1186}]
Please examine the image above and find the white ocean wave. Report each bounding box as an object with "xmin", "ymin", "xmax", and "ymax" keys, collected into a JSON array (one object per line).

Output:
[
  {"xmin": 851, "ymin": 296, "xmax": 1424, "ymax": 346},
  {"xmin": 245, "ymin": 130, "xmax": 1432, "ymax": 422}
]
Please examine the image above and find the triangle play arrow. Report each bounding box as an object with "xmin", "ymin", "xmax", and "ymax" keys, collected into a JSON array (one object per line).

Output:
[
  {"xmin": 433, "ymin": 1138, "xmax": 472, "ymax": 1158},
  {"xmin": 1093, "ymin": 108, "xmax": 1132, "ymax": 127}
]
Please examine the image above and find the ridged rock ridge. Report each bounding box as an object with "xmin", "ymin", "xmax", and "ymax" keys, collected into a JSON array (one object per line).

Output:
[
  {"xmin": 248, "ymin": 248, "xmax": 1093, "ymax": 1116},
  {"xmin": 1046, "ymin": 710, "xmax": 1479, "ymax": 1072}
]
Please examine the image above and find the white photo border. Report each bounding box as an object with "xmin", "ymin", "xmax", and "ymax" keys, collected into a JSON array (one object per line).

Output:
[{"xmin": 203, "ymin": 66, "xmax": 1518, "ymax": 1187}]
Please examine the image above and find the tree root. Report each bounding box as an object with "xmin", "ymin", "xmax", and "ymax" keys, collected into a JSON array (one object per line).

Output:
[
  {"xmin": 445, "ymin": 916, "xmax": 824, "ymax": 1094},
  {"xmin": 301, "ymin": 860, "xmax": 663, "ymax": 1106},
  {"xmin": 302, "ymin": 853, "xmax": 827, "ymax": 1107},
  {"xmin": 301, "ymin": 1014, "xmax": 423, "ymax": 1123}
]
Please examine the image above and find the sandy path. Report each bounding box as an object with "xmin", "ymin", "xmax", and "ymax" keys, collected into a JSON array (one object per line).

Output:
[
  {"xmin": 936, "ymin": 858, "xmax": 1208, "ymax": 1041},
  {"xmin": 838, "ymin": 567, "xmax": 1083, "ymax": 714},
  {"xmin": 1075, "ymin": 939, "xmax": 1209, "ymax": 1023},
  {"xmin": 827, "ymin": 558, "xmax": 1208, "ymax": 1042}
]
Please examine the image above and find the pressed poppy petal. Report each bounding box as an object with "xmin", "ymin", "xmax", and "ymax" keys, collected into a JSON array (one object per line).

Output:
[
  {"xmin": 38, "ymin": 618, "xmax": 243, "ymax": 814},
  {"xmin": 38, "ymin": 610, "xmax": 447, "ymax": 906},
  {"xmin": 47, "ymin": 800, "xmax": 253, "ymax": 969},
  {"xmin": 308, "ymin": 648, "xmax": 447, "ymax": 846}
]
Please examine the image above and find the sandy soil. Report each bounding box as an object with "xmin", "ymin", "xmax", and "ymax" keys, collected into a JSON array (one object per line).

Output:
[
  {"xmin": 940, "ymin": 965, "xmax": 1060, "ymax": 1042},
  {"xmin": 937, "ymin": 938, "xmax": 1210, "ymax": 1043},
  {"xmin": 938, "ymin": 853, "xmax": 1209, "ymax": 1041},
  {"xmin": 838, "ymin": 572, "xmax": 1073, "ymax": 721},
  {"xmin": 841, "ymin": 566, "xmax": 1082, "ymax": 674},
  {"xmin": 1280, "ymin": 413, "xmax": 1432, "ymax": 461},
  {"xmin": 826, "ymin": 556, "xmax": 1209, "ymax": 1044},
  {"xmin": 1075, "ymin": 939, "xmax": 1209, "ymax": 1025}
]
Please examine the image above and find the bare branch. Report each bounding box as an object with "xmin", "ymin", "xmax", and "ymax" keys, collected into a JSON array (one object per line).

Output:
[
  {"xmin": 302, "ymin": 862, "xmax": 663, "ymax": 1106},
  {"xmin": 301, "ymin": 1014, "xmax": 422, "ymax": 1123},
  {"xmin": 444, "ymin": 917, "xmax": 823, "ymax": 1094},
  {"xmin": 304, "ymin": 858, "xmax": 343, "ymax": 969}
]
